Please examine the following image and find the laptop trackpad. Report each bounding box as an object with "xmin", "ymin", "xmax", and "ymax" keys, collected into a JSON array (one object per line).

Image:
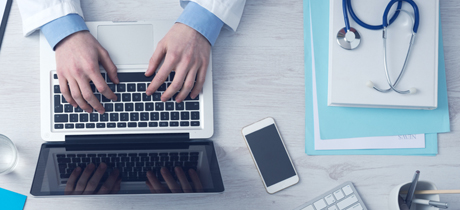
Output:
[{"xmin": 97, "ymin": 24, "xmax": 154, "ymax": 65}]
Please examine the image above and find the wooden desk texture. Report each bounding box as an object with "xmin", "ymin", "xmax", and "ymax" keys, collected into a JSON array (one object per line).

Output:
[{"xmin": 0, "ymin": 0, "xmax": 459, "ymax": 209}]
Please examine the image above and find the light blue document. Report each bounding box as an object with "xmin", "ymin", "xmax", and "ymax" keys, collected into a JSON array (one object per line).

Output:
[
  {"xmin": 310, "ymin": 0, "xmax": 450, "ymax": 140},
  {"xmin": 304, "ymin": 0, "xmax": 438, "ymax": 155},
  {"xmin": 0, "ymin": 188, "xmax": 27, "ymax": 210}
]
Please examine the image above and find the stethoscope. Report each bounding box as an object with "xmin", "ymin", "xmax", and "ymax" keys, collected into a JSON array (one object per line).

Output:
[{"xmin": 337, "ymin": 0, "xmax": 420, "ymax": 94}]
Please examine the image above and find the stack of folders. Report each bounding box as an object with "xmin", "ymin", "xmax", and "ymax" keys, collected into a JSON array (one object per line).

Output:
[{"xmin": 304, "ymin": 0, "xmax": 450, "ymax": 156}]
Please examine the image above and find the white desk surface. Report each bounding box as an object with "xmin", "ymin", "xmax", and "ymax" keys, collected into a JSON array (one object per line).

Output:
[{"xmin": 0, "ymin": 0, "xmax": 459, "ymax": 209}]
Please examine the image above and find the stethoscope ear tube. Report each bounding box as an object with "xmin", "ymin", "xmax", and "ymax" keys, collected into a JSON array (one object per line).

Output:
[{"xmin": 383, "ymin": 0, "xmax": 419, "ymax": 33}]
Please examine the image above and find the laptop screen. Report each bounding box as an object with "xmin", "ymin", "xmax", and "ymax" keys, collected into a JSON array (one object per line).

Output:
[{"xmin": 31, "ymin": 140, "xmax": 224, "ymax": 195}]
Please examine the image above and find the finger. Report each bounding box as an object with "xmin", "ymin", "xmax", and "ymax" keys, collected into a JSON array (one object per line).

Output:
[
  {"xmin": 174, "ymin": 64, "xmax": 198, "ymax": 103},
  {"xmin": 64, "ymin": 167, "xmax": 82, "ymax": 195},
  {"xmin": 175, "ymin": 167, "xmax": 192, "ymax": 193},
  {"xmin": 76, "ymin": 79, "xmax": 105, "ymax": 114},
  {"xmin": 110, "ymin": 178, "xmax": 122, "ymax": 194},
  {"xmin": 57, "ymin": 76, "xmax": 77, "ymax": 107},
  {"xmin": 89, "ymin": 70, "xmax": 117, "ymax": 103},
  {"xmin": 73, "ymin": 163, "xmax": 96, "ymax": 194},
  {"xmin": 83, "ymin": 162, "xmax": 107, "ymax": 194},
  {"xmin": 147, "ymin": 171, "xmax": 166, "ymax": 193},
  {"xmin": 98, "ymin": 168, "xmax": 120, "ymax": 194},
  {"xmin": 146, "ymin": 54, "xmax": 178, "ymax": 96},
  {"xmin": 161, "ymin": 167, "xmax": 181, "ymax": 193},
  {"xmin": 161, "ymin": 60, "xmax": 192, "ymax": 102},
  {"xmin": 145, "ymin": 41, "xmax": 166, "ymax": 77},
  {"xmin": 68, "ymin": 79, "xmax": 92, "ymax": 113},
  {"xmin": 190, "ymin": 58, "xmax": 208, "ymax": 99},
  {"xmin": 98, "ymin": 48, "xmax": 119, "ymax": 84},
  {"xmin": 189, "ymin": 169, "xmax": 203, "ymax": 192},
  {"xmin": 146, "ymin": 180, "xmax": 155, "ymax": 193}
]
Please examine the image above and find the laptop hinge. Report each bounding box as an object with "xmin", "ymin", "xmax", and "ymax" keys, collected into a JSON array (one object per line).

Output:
[{"xmin": 65, "ymin": 133, "xmax": 190, "ymax": 144}]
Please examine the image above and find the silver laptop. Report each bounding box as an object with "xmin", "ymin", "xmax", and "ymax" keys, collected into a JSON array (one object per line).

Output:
[{"xmin": 39, "ymin": 21, "xmax": 214, "ymax": 142}]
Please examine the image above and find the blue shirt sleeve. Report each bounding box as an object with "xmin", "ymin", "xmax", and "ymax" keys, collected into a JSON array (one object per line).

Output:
[
  {"xmin": 40, "ymin": 14, "xmax": 89, "ymax": 50},
  {"xmin": 176, "ymin": 2, "xmax": 224, "ymax": 46}
]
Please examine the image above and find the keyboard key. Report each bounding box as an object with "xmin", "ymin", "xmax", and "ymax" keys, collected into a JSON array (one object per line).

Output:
[
  {"xmin": 64, "ymin": 104, "xmax": 73, "ymax": 112},
  {"xmin": 108, "ymin": 84, "xmax": 115, "ymax": 92},
  {"xmin": 135, "ymin": 103, "xmax": 144, "ymax": 111},
  {"xmin": 171, "ymin": 112, "xmax": 179, "ymax": 120},
  {"xmin": 181, "ymin": 112, "xmax": 189, "ymax": 120},
  {"xmin": 161, "ymin": 112, "xmax": 169, "ymax": 120},
  {"xmin": 158, "ymin": 83, "xmax": 166, "ymax": 91},
  {"xmin": 342, "ymin": 185, "xmax": 353, "ymax": 196},
  {"xmin": 137, "ymin": 83, "xmax": 146, "ymax": 91},
  {"xmin": 70, "ymin": 114, "xmax": 79, "ymax": 122},
  {"xmin": 117, "ymin": 84, "xmax": 126, "ymax": 92},
  {"xmin": 125, "ymin": 103, "xmax": 134, "ymax": 111},
  {"xmin": 86, "ymin": 123, "xmax": 95, "ymax": 128},
  {"xmin": 127, "ymin": 83, "xmax": 136, "ymax": 92},
  {"xmin": 170, "ymin": 121, "xmax": 179, "ymax": 127},
  {"xmin": 104, "ymin": 103, "xmax": 114, "ymax": 112},
  {"xmin": 133, "ymin": 93, "xmax": 141, "ymax": 101},
  {"xmin": 102, "ymin": 95, "xmax": 110, "ymax": 102},
  {"xmin": 348, "ymin": 203, "xmax": 363, "ymax": 210},
  {"xmin": 180, "ymin": 121, "xmax": 189, "ymax": 126},
  {"xmin": 55, "ymin": 124, "xmax": 64, "ymax": 129},
  {"xmin": 120, "ymin": 113, "xmax": 129, "ymax": 121},
  {"xmin": 115, "ymin": 103, "xmax": 124, "ymax": 111},
  {"xmin": 128, "ymin": 122, "xmax": 137, "ymax": 127},
  {"xmin": 122, "ymin": 93, "xmax": 131, "ymax": 102},
  {"xmin": 54, "ymin": 85, "xmax": 61, "ymax": 93},
  {"xmin": 97, "ymin": 123, "xmax": 105, "ymax": 128},
  {"xmin": 325, "ymin": 194, "xmax": 336, "ymax": 205},
  {"xmin": 155, "ymin": 102, "xmax": 164, "ymax": 111},
  {"xmin": 80, "ymin": 114, "xmax": 89, "ymax": 122},
  {"xmin": 139, "ymin": 122, "xmax": 147, "ymax": 127},
  {"xmin": 159, "ymin": 122, "xmax": 168, "ymax": 127},
  {"xmin": 191, "ymin": 121, "xmax": 200, "ymax": 126},
  {"xmin": 100, "ymin": 113, "xmax": 109, "ymax": 121},
  {"xmin": 130, "ymin": 113, "xmax": 139, "ymax": 121},
  {"xmin": 150, "ymin": 112, "xmax": 159, "ymax": 121},
  {"xmin": 149, "ymin": 122, "xmax": 158, "ymax": 127},
  {"xmin": 185, "ymin": 93, "xmax": 199, "ymax": 100},
  {"xmin": 333, "ymin": 189, "xmax": 345, "ymax": 200},
  {"xmin": 65, "ymin": 124, "xmax": 74, "ymax": 129},
  {"xmin": 62, "ymin": 95, "xmax": 68, "ymax": 103},
  {"xmin": 140, "ymin": 112, "xmax": 149, "ymax": 121},
  {"xmin": 337, "ymin": 194, "xmax": 358, "ymax": 210},
  {"xmin": 169, "ymin": 72, "xmax": 175, "ymax": 81},
  {"xmin": 186, "ymin": 102, "xmax": 199, "ymax": 110},
  {"xmin": 117, "ymin": 123, "xmax": 127, "ymax": 128},
  {"xmin": 53, "ymin": 74, "xmax": 58, "ymax": 79},
  {"xmin": 152, "ymin": 93, "xmax": 161, "ymax": 101},
  {"xmin": 314, "ymin": 199, "xmax": 327, "ymax": 210},
  {"xmin": 114, "ymin": 93, "xmax": 121, "ymax": 102},
  {"xmin": 117, "ymin": 73, "xmax": 154, "ymax": 82},
  {"xmin": 110, "ymin": 113, "xmax": 119, "ymax": 121},
  {"xmin": 142, "ymin": 93, "xmax": 151, "ymax": 101},
  {"xmin": 75, "ymin": 107, "xmax": 83, "ymax": 112},
  {"xmin": 165, "ymin": 102, "xmax": 174, "ymax": 110},
  {"xmin": 54, "ymin": 105, "xmax": 63, "ymax": 113},
  {"xmin": 176, "ymin": 102, "xmax": 184, "ymax": 110},
  {"xmin": 191, "ymin": 111, "xmax": 199, "ymax": 120},
  {"xmin": 90, "ymin": 113, "xmax": 99, "ymax": 122},
  {"xmin": 55, "ymin": 114, "xmax": 68, "ymax": 122},
  {"xmin": 145, "ymin": 103, "xmax": 154, "ymax": 111},
  {"xmin": 107, "ymin": 123, "xmax": 116, "ymax": 128},
  {"xmin": 76, "ymin": 123, "xmax": 84, "ymax": 129}
]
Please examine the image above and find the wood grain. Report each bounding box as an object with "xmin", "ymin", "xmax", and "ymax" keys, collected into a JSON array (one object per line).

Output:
[{"xmin": 0, "ymin": 0, "xmax": 459, "ymax": 209}]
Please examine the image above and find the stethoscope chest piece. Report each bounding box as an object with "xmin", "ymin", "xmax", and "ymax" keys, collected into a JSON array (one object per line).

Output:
[{"xmin": 337, "ymin": 27, "xmax": 361, "ymax": 50}]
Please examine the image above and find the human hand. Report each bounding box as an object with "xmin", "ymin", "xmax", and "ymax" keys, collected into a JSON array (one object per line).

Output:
[
  {"xmin": 146, "ymin": 167, "xmax": 203, "ymax": 193},
  {"xmin": 55, "ymin": 31, "xmax": 119, "ymax": 114},
  {"xmin": 145, "ymin": 23, "xmax": 211, "ymax": 103},
  {"xmin": 65, "ymin": 163, "xmax": 121, "ymax": 195}
]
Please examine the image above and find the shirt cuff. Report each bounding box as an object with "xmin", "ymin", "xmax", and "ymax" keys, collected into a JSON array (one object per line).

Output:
[
  {"xmin": 176, "ymin": 2, "xmax": 224, "ymax": 46},
  {"xmin": 40, "ymin": 14, "xmax": 89, "ymax": 50}
]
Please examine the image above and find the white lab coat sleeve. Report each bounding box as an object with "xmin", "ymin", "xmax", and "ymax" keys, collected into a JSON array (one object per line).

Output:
[
  {"xmin": 16, "ymin": 0, "xmax": 84, "ymax": 36},
  {"xmin": 180, "ymin": 0, "xmax": 246, "ymax": 31}
]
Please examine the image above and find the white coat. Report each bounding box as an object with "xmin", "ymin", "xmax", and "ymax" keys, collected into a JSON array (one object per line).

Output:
[{"xmin": 17, "ymin": 0, "xmax": 246, "ymax": 36}]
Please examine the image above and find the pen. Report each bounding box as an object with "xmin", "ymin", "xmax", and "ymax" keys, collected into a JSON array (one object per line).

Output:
[
  {"xmin": 412, "ymin": 198, "xmax": 448, "ymax": 209},
  {"xmin": 405, "ymin": 170, "xmax": 420, "ymax": 209}
]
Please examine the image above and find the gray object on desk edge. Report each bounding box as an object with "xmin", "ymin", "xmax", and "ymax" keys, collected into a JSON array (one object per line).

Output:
[{"xmin": 0, "ymin": 0, "xmax": 13, "ymax": 51}]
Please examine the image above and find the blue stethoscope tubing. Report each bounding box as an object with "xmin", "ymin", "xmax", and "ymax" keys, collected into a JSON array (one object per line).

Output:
[{"xmin": 340, "ymin": 0, "xmax": 420, "ymax": 94}]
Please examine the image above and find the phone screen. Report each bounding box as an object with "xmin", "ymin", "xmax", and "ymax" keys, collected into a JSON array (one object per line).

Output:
[{"xmin": 245, "ymin": 124, "xmax": 296, "ymax": 187}]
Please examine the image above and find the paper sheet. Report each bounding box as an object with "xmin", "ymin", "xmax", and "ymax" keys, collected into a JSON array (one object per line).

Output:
[{"xmin": 0, "ymin": 188, "xmax": 27, "ymax": 210}]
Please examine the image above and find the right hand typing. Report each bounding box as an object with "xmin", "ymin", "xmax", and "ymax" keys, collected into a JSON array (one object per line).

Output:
[{"xmin": 55, "ymin": 31, "xmax": 119, "ymax": 114}]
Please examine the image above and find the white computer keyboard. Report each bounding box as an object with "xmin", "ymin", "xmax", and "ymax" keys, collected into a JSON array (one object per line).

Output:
[{"xmin": 293, "ymin": 182, "xmax": 368, "ymax": 210}]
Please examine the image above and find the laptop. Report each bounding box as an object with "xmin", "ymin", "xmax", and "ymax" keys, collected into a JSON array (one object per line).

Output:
[{"xmin": 31, "ymin": 21, "xmax": 224, "ymax": 196}]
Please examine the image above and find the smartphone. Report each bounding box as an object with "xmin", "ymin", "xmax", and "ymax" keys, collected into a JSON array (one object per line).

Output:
[{"xmin": 241, "ymin": 117, "xmax": 299, "ymax": 194}]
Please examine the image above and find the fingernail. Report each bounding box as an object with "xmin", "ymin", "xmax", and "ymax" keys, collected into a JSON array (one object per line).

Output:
[{"xmin": 146, "ymin": 91, "xmax": 151, "ymax": 96}]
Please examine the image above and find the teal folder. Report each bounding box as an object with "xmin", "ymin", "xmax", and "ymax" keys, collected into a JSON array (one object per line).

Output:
[
  {"xmin": 310, "ymin": 0, "xmax": 450, "ymax": 140},
  {"xmin": 304, "ymin": 0, "xmax": 440, "ymax": 155}
]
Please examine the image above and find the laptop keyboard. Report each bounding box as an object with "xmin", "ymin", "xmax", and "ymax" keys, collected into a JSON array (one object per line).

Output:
[
  {"xmin": 52, "ymin": 71, "xmax": 201, "ymax": 130},
  {"xmin": 56, "ymin": 152, "xmax": 200, "ymax": 182}
]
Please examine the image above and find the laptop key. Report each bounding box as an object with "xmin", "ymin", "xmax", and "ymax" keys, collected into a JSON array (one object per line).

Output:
[
  {"xmin": 149, "ymin": 122, "xmax": 158, "ymax": 127},
  {"xmin": 64, "ymin": 104, "xmax": 73, "ymax": 112},
  {"xmin": 100, "ymin": 113, "xmax": 109, "ymax": 121},
  {"xmin": 185, "ymin": 102, "xmax": 199, "ymax": 110},
  {"xmin": 54, "ymin": 95, "xmax": 61, "ymax": 106},
  {"xmin": 165, "ymin": 102, "xmax": 174, "ymax": 110},
  {"xmin": 54, "ymin": 105, "xmax": 63, "ymax": 113},
  {"xmin": 76, "ymin": 123, "xmax": 84, "ymax": 128},
  {"xmin": 130, "ymin": 113, "xmax": 139, "ymax": 121},
  {"xmin": 125, "ymin": 103, "xmax": 134, "ymax": 111},
  {"xmin": 117, "ymin": 123, "xmax": 126, "ymax": 128},
  {"xmin": 117, "ymin": 73, "xmax": 154, "ymax": 82},
  {"xmin": 135, "ymin": 103, "xmax": 144, "ymax": 111},
  {"xmin": 122, "ymin": 93, "xmax": 131, "ymax": 102},
  {"xmin": 150, "ymin": 112, "xmax": 159, "ymax": 120},
  {"xmin": 97, "ymin": 123, "xmax": 105, "ymax": 128},
  {"xmin": 159, "ymin": 122, "xmax": 168, "ymax": 127},
  {"xmin": 161, "ymin": 112, "xmax": 169, "ymax": 120},
  {"xmin": 55, "ymin": 114, "xmax": 68, "ymax": 122},
  {"xmin": 140, "ymin": 112, "xmax": 149, "ymax": 121},
  {"xmin": 137, "ymin": 83, "xmax": 146, "ymax": 91},
  {"xmin": 181, "ymin": 112, "xmax": 189, "ymax": 120},
  {"xmin": 152, "ymin": 93, "xmax": 161, "ymax": 101},
  {"xmin": 128, "ymin": 122, "xmax": 137, "ymax": 127},
  {"xmin": 55, "ymin": 124, "xmax": 64, "ymax": 129},
  {"xmin": 191, "ymin": 121, "xmax": 200, "ymax": 126},
  {"xmin": 158, "ymin": 83, "xmax": 167, "ymax": 91},
  {"xmin": 171, "ymin": 112, "xmax": 179, "ymax": 120},
  {"xmin": 101, "ymin": 95, "xmax": 110, "ymax": 102},
  {"xmin": 62, "ymin": 95, "xmax": 68, "ymax": 104},
  {"xmin": 138, "ymin": 122, "xmax": 147, "ymax": 127},
  {"xmin": 54, "ymin": 85, "xmax": 61, "ymax": 93},
  {"xmin": 176, "ymin": 102, "xmax": 184, "ymax": 110},
  {"xmin": 65, "ymin": 124, "xmax": 74, "ymax": 129},
  {"xmin": 115, "ymin": 103, "xmax": 123, "ymax": 111},
  {"xmin": 117, "ymin": 84, "xmax": 126, "ymax": 92},
  {"xmin": 170, "ymin": 122, "xmax": 179, "ymax": 127},
  {"xmin": 120, "ymin": 113, "xmax": 129, "ymax": 121},
  {"xmin": 104, "ymin": 103, "xmax": 114, "ymax": 112},
  {"xmin": 155, "ymin": 102, "xmax": 164, "ymax": 111},
  {"xmin": 180, "ymin": 121, "xmax": 189, "ymax": 126},
  {"xmin": 145, "ymin": 103, "xmax": 154, "ymax": 111},
  {"xmin": 142, "ymin": 93, "xmax": 151, "ymax": 101},
  {"xmin": 75, "ymin": 106, "xmax": 83, "ymax": 112},
  {"xmin": 185, "ymin": 93, "xmax": 199, "ymax": 101},
  {"xmin": 108, "ymin": 84, "xmax": 115, "ymax": 92},
  {"xmin": 107, "ymin": 123, "xmax": 116, "ymax": 128},
  {"xmin": 90, "ymin": 113, "xmax": 98, "ymax": 122},
  {"xmin": 127, "ymin": 83, "xmax": 136, "ymax": 92},
  {"xmin": 110, "ymin": 113, "xmax": 119, "ymax": 121},
  {"xmin": 133, "ymin": 93, "xmax": 141, "ymax": 101},
  {"xmin": 80, "ymin": 114, "xmax": 89, "ymax": 122},
  {"xmin": 191, "ymin": 111, "xmax": 200, "ymax": 120},
  {"xmin": 86, "ymin": 123, "xmax": 95, "ymax": 128},
  {"xmin": 113, "ymin": 93, "xmax": 121, "ymax": 102}
]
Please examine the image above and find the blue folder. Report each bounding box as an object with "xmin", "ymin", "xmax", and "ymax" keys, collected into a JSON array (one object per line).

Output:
[
  {"xmin": 309, "ymin": 0, "xmax": 450, "ymax": 140},
  {"xmin": 304, "ymin": 0, "xmax": 440, "ymax": 155}
]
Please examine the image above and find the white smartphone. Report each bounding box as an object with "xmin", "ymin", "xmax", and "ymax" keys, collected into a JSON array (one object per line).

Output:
[{"xmin": 241, "ymin": 117, "xmax": 299, "ymax": 194}]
